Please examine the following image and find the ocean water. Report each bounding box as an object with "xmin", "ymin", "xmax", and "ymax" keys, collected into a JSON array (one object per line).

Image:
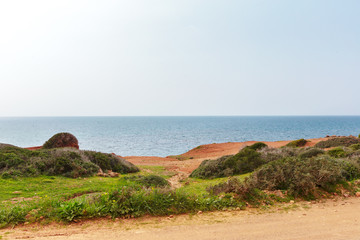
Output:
[{"xmin": 0, "ymin": 116, "xmax": 360, "ymax": 157}]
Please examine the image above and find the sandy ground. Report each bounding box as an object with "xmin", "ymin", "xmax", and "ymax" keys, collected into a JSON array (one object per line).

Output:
[{"xmin": 2, "ymin": 197, "xmax": 360, "ymax": 240}]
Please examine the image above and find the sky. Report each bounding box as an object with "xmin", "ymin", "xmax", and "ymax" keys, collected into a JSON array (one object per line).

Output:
[{"xmin": 0, "ymin": 0, "xmax": 359, "ymax": 116}]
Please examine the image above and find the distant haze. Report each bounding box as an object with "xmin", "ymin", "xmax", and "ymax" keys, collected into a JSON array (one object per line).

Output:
[{"xmin": 0, "ymin": 0, "xmax": 359, "ymax": 116}]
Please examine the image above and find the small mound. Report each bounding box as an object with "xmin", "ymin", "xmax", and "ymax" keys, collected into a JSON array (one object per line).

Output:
[
  {"xmin": 43, "ymin": 133, "xmax": 79, "ymax": 149},
  {"xmin": 314, "ymin": 136, "xmax": 360, "ymax": 149},
  {"xmin": 286, "ymin": 139, "xmax": 308, "ymax": 147},
  {"xmin": 246, "ymin": 142, "xmax": 267, "ymax": 151}
]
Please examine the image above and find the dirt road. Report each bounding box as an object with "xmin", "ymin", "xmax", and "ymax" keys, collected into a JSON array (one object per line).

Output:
[{"xmin": 2, "ymin": 197, "xmax": 360, "ymax": 240}]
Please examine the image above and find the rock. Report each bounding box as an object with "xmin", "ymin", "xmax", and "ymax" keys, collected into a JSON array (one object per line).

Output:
[
  {"xmin": 197, "ymin": 211, "xmax": 203, "ymax": 215},
  {"xmin": 343, "ymin": 193, "xmax": 350, "ymax": 198},
  {"xmin": 355, "ymin": 192, "xmax": 360, "ymax": 197},
  {"xmin": 12, "ymin": 191, "xmax": 22, "ymax": 194},
  {"xmin": 275, "ymin": 190, "xmax": 284, "ymax": 197},
  {"xmin": 42, "ymin": 132, "xmax": 79, "ymax": 149},
  {"xmin": 289, "ymin": 200, "xmax": 295, "ymax": 204},
  {"xmin": 107, "ymin": 171, "xmax": 119, "ymax": 177}
]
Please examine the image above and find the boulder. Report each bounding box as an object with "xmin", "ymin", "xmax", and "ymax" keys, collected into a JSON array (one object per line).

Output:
[{"xmin": 42, "ymin": 132, "xmax": 79, "ymax": 149}]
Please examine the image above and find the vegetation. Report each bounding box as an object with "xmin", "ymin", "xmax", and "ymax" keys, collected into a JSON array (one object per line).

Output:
[
  {"xmin": 246, "ymin": 142, "xmax": 267, "ymax": 151},
  {"xmin": 0, "ymin": 145, "xmax": 138, "ymax": 178},
  {"xmin": 314, "ymin": 136, "xmax": 360, "ymax": 148},
  {"xmin": 193, "ymin": 142, "xmax": 360, "ymax": 198},
  {"xmin": 43, "ymin": 132, "xmax": 79, "ymax": 149},
  {"xmin": 0, "ymin": 168, "xmax": 244, "ymax": 227},
  {"xmin": 2, "ymin": 135, "xmax": 360, "ymax": 229},
  {"xmin": 298, "ymin": 148, "xmax": 324, "ymax": 159},
  {"xmin": 286, "ymin": 139, "xmax": 308, "ymax": 147},
  {"xmin": 124, "ymin": 175, "xmax": 170, "ymax": 188},
  {"xmin": 190, "ymin": 145, "xmax": 298, "ymax": 179},
  {"xmin": 327, "ymin": 147, "xmax": 347, "ymax": 158}
]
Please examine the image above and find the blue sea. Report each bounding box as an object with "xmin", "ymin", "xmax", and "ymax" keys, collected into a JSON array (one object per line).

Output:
[{"xmin": 0, "ymin": 116, "xmax": 360, "ymax": 157}]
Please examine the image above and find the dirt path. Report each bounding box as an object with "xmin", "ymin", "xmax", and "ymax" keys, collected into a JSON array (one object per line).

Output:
[{"xmin": 2, "ymin": 197, "xmax": 360, "ymax": 240}]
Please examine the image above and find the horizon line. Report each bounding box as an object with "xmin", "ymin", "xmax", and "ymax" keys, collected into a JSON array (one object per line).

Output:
[{"xmin": 1, "ymin": 115, "xmax": 360, "ymax": 118}]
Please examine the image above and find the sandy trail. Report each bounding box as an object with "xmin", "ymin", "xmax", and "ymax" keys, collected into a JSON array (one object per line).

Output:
[{"xmin": 2, "ymin": 197, "xmax": 360, "ymax": 240}]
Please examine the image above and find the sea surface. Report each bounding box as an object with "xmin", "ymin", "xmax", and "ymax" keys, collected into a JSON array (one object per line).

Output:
[{"xmin": 0, "ymin": 116, "xmax": 360, "ymax": 157}]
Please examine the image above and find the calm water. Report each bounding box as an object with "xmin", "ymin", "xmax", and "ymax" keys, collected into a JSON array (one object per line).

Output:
[{"xmin": 0, "ymin": 116, "xmax": 360, "ymax": 157}]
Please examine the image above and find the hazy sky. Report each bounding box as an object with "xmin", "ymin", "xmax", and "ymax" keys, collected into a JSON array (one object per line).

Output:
[{"xmin": 0, "ymin": 0, "xmax": 359, "ymax": 116}]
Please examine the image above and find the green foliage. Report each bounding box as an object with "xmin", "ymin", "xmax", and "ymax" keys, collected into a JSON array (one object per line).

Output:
[
  {"xmin": 298, "ymin": 148, "xmax": 324, "ymax": 159},
  {"xmin": 43, "ymin": 132, "xmax": 79, "ymax": 149},
  {"xmin": 125, "ymin": 175, "xmax": 170, "ymax": 188},
  {"xmin": 0, "ymin": 145, "xmax": 139, "ymax": 178},
  {"xmin": 327, "ymin": 147, "xmax": 347, "ymax": 158},
  {"xmin": 190, "ymin": 147, "xmax": 299, "ymax": 179},
  {"xmin": 246, "ymin": 142, "xmax": 267, "ymax": 151},
  {"xmin": 84, "ymin": 151, "xmax": 139, "ymax": 174},
  {"xmin": 59, "ymin": 201, "xmax": 85, "ymax": 222},
  {"xmin": 247, "ymin": 156, "xmax": 343, "ymax": 197},
  {"xmin": 286, "ymin": 139, "xmax": 308, "ymax": 147},
  {"xmin": 350, "ymin": 144, "xmax": 360, "ymax": 151},
  {"xmin": 339, "ymin": 159, "xmax": 360, "ymax": 181},
  {"xmin": 0, "ymin": 207, "xmax": 27, "ymax": 227},
  {"xmin": 190, "ymin": 148, "xmax": 265, "ymax": 179},
  {"xmin": 315, "ymin": 137, "xmax": 360, "ymax": 148}
]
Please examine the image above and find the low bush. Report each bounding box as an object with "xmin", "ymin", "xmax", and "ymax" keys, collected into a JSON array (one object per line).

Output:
[
  {"xmin": 327, "ymin": 147, "xmax": 347, "ymax": 158},
  {"xmin": 207, "ymin": 156, "xmax": 350, "ymax": 198},
  {"xmin": 0, "ymin": 146, "xmax": 139, "ymax": 178},
  {"xmin": 189, "ymin": 155, "xmax": 233, "ymax": 179},
  {"xmin": 350, "ymin": 144, "xmax": 360, "ymax": 151},
  {"xmin": 298, "ymin": 148, "xmax": 324, "ymax": 159},
  {"xmin": 339, "ymin": 159, "xmax": 360, "ymax": 181},
  {"xmin": 84, "ymin": 151, "xmax": 139, "ymax": 174},
  {"xmin": 190, "ymin": 147, "xmax": 266, "ymax": 179},
  {"xmin": 286, "ymin": 139, "xmax": 308, "ymax": 147},
  {"xmin": 314, "ymin": 137, "xmax": 360, "ymax": 148},
  {"xmin": 246, "ymin": 142, "xmax": 267, "ymax": 151},
  {"xmin": 191, "ymin": 146, "xmax": 301, "ymax": 179},
  {"xmin": 247, "ymin": 156, "xmax": 346, "ymax": 197}
]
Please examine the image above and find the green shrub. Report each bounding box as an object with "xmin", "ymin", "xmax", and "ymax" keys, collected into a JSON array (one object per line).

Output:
[
  {"xmin": 299, "ymin": 148, "xmax": 324, "ymax": 159},
  {"xmin": 43, "ymin": 132, "xmax": 79, "ymax": 149},
  {"xmin": 59, "ymin": 201, "xmax": 85, "ymax": 222},
  {"xmin": 258, "ymin": 147, "xmax": 298, "ymax": 162},
  {"xmin": 350, "ymin": 144, "xmax": 360, "ymax": 151},
  {"xmin": 286, "ymin": 139, "xmax": 308, "ymax": 147},
  {"xmin": 246, "ymin": 142, "xmax": 267, "ymax": 151},
  {"xmin": 0, "ymin": 145, "xmax": 139, "ymax": 178},
  {"xmin": 314, "ymin": 137, "xmax": 360, "ymax": 148},
  {"xmin": 327, "ymin": 147, "xmax": 347, "ymax": 158},
  {"xmin": 190, "ymin": 148, "xmax": 265, "ymax": 179},
  {"xmin": 247, "ymin": 156, "xmax": 343, "ymax": 197},
  {"xmin": 84, "ymin": 151, "xmax": 139, "ymax": 174},
  {"xmin": 189, "ymin": 155, "xmax": 232, "ymax": 179},
  {"xmin": 339, "ymin": 159, "xmax": 360, "ymax": 181}
]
